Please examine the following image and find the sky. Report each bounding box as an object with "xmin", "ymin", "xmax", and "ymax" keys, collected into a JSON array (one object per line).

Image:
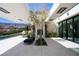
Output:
[
  {"xmin": 0, "ymin": 17, "xmax": 26, "ymax": 24},
  {"xmin": 27, "ymin": 3, "xmax": 53, "ymax": 12},
  {"xmin": 0, "ymin": 17, "xmax": 15, "ymax": 24}
]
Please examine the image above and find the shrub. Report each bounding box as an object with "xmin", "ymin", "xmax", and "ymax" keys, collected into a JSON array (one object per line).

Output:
[{"xmin": 46, "ymin": 32, "xmax": 58, "ymax": 37}]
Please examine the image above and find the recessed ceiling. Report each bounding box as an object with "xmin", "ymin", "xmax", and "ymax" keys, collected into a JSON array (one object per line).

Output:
[{"xmin": 0, "ymin": 7, "xmax": 10, "ymax": 14}]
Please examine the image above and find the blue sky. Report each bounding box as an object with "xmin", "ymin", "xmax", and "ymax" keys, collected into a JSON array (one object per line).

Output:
[
  {"xmin": 27, "ymin": 3, "xmax": 53, "ymax": 12},
  {"xmin": 0, "ymin": 17, "xmax": 15, "ymax": 24},
  {"xmin": 0, "ymin": 17, "xmax": 26, "ymax": 24}
]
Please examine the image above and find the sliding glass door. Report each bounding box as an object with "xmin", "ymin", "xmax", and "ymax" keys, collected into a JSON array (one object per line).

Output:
[
  {"xmin": 74, "ymin": 16, "xmax": 79, "ymax": 43},
  {"xmin": 67, "ymin": 18, "xmax": 73, "ymax": 41},
  {"xmin": 59, "ymin": 22, "xmax": 63, "ymax": 38},
  {"xmin": 59, "ymin": 15, "xmax": 79, "ymax": 43},
  {"xmin": 62, "ymin": 21, "xmax": 66, "ymax": 39}
]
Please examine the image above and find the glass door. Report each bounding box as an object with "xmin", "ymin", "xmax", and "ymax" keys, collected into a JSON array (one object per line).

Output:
[
  {"xmin": 74, "ymin": 16, "xmax": 79, "ymax": 43},
  {"xmin": 67, "ymin": 19, "xmax": 73, "ymax": 41},
  {"xmin": 59, "ymin": 22, "xmax": 63, "ymax": 38},
  {"xmin": 62, "ymin": 21, "xmax": 66, "ymax": 39}
]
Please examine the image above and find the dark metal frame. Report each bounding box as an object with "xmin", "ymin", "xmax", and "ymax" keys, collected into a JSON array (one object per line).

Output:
[{"xmin": 58, "ymin": 14, "xmax": 79, "ymax": 44}]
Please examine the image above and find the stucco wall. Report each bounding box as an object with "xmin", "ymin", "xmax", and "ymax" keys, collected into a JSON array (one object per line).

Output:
[{"xmin": 46, "ymin": 21, "xmax": 58, "ymax": 33}]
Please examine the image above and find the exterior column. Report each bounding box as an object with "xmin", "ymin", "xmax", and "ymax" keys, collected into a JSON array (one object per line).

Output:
[
  {"xmin": 43, "ymin": 22, "xmax": 45, "ymax": 39},
  {"xmin": 35, "ymin": 23, "xmax": 38, "ymax": 40}
]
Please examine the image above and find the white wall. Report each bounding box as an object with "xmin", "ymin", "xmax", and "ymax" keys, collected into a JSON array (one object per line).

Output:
[
  {"xmin": 0, "ymin": 3, "xmax": 30, "ymax": 24},
  {"xmin": 46, "ymin": 21, "xmax": 58, "ymax": 33}
]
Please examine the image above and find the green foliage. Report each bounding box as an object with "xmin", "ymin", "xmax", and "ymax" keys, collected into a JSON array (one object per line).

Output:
[
  {"xmin": 0, "ymin": 28, "xmax": 24, "ymax": 36},
  {"xmin": 46, "ymin": 32, "xmax": 58, "ymax": 37}
]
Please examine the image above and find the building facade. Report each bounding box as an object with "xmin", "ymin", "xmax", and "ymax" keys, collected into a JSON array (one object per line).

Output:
[{"xmin": 46, "ymin": 3, "xmax": 79, "ymax": 44}]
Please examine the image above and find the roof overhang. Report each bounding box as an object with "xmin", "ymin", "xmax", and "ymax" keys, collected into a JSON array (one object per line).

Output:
[{"xmin": 45, "ymin": 3, "xmax": 78, "ymax": 21}]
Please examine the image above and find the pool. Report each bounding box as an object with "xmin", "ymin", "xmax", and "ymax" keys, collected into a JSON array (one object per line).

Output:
[{"xmin": 0, "ymin": 33, "xmax": 21, "ymax": 40}]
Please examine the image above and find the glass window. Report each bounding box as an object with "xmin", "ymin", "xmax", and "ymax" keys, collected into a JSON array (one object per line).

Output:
[
  {"xmin": 59, "ymin": 15, "xmax": 79, "ymax": 44},
  {"xmin": 62, "ymin": 21, "xmax": 66, "ymax": 39},
  {"xmin": 67, "ymin": 18, "xmax": 73, "ymax": 41},
  {"xmin": 59, "ymin": 22, "xmax": 63, "ymax": 37},
  {"xmin": 74, "ymin": 16, "xmax": 79, "ymax": 43}
]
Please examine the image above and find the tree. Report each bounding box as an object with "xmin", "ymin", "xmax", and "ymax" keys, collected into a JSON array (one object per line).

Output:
[{"xmin": 28, "ymin": 4, "xmax": 48, "ymax": 45}]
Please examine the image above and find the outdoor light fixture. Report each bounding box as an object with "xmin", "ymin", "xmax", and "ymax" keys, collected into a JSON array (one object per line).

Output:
[
  {"xmin": 67, "ymin": 12, "xmax": 69, "ymax": 16},
  {"xmin": 0, "ymin": 7, "xmax": 10, "ymax": 14}
]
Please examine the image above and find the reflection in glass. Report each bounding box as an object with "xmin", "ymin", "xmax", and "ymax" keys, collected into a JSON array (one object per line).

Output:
[
  {"xmin": 74, "ymin": 16, "xmax": 79, "ymax": 43},
  {"xmin": 63, "ymin": 21, "xmax": 66, "ymax": 39},
  {"xmin": 67, "ymin": 19, "xmax": 73, "ymax": 41},
  {"xmin": 59, "ymin": 22, "xmax": 63, "ymax": 37}
]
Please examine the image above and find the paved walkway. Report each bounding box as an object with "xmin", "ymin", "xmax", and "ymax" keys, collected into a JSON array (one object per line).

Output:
[
  {"xmin": 51, "ymin": 37, "xmax": 79, "ymax": 48},
  {"xmin": 1, "ymin": 38, "xmax": 79, "ymax": 56}
]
